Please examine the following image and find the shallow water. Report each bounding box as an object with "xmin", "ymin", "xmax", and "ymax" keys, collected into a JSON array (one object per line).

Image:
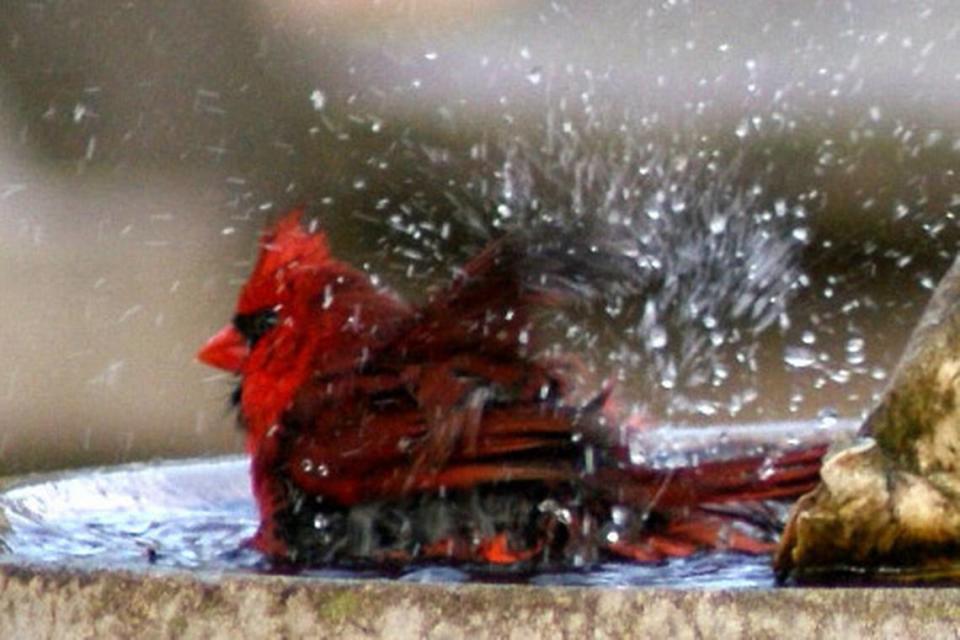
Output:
[{"xmin": 0, "ymin": 420, "xmax": 857, "ymax": 588}]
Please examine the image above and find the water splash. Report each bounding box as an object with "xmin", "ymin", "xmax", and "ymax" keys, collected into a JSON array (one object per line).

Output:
[
  {"xmin": 0, "ymin": 419, "xmax": 856, "ymax": 585},
  {"xmin": 370, "ymin": 125, "xmax": 809, "ymax": 419}
]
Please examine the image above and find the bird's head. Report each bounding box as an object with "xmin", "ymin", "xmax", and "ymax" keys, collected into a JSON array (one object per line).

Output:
[{"xmin": 197, "ymin": 209, "xmax": 335, "ymax": 446}]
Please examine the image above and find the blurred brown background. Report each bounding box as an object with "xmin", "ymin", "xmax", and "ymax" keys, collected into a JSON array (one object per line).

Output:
[{"xmin": 1, "ymin": 1, "xmax": 959, "ymax": 474}]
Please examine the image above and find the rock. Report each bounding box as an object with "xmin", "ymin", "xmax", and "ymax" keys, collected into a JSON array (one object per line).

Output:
[{"xmin": 776, "ymin": 256, "xmax": 960, "ymax": 580}]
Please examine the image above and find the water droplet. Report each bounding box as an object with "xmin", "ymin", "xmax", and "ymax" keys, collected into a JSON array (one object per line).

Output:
[
  {"xmin": 648, "ymin": 326, "xmax": 667, "ymax": 350},
  {"xmin": 846, "ymin": 338, "xmax": 864, "ymax": 353},
  {"xmin": 583, "ymin": 446, "xmax": 596, "ymax": 474},
  {"xmin": 309, "ymin": 89, "xmax": 326, "ymax": 111},
  {"xmin": 424, "ymin": 51, "xmax": 438, "ymax": 61},
  {"xmin": 784, "ymin": 346, "xmax": 817, "ymax": 368},
  {"xmin": 526, "ymin": 66, "xmax": 543, "ymax": 85},
  {"xmin": 830, "ymin": 369, "xmax": 851, "ymax": 384},
  {"xmin": 757, "ymin": 457, "xmax": 776, "ymax": 480},
  {"xmin": 301, "ymin": 459, "xmax": 314, "ymax": 473},
  {"xmin": 817, "ymin": 408, "xmax": 838, "ymax": 429},
  {"xmin": 846, "ymin": 352, "xmax": 865, "ymax": 365},
  {"xmin": 695, "ymin": 401, "xmax": 718, "ymax": 417},
  {"xmin": 611, "ymin": 506, "xmax": 630, "ymax": 526}
]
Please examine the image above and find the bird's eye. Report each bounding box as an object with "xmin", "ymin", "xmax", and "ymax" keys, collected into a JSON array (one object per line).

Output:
[{"xmin": 233, "ymin": 307, "xmax": 279, "ymax": 346}]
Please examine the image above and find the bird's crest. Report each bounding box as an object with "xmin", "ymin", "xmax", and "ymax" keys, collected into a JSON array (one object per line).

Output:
[
  {"xmin": 259, "ymin": 208, "xmax": 330, "ymax": 271},
  {"xmin": 237, "ymin": 209, "xmax": 331, "ymax": 314}
]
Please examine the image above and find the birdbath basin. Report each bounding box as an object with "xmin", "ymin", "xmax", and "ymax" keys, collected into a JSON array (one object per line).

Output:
[{"xmin": 4, "ymin": 419, "xmax": 960, "ymax": 638}]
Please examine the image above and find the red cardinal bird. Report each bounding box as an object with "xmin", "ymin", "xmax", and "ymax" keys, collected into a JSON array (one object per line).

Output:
[{"xmin": 198, "ymin": 210, "xmax": 826, "ymax": 567}]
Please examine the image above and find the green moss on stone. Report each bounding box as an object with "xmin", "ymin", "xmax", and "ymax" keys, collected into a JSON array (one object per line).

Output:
[{"xmin": 316, "ymin": 589, "xmax": 363, "ymax": 624}]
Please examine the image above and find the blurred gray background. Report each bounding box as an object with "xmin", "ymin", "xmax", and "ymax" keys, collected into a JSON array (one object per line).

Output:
[{"xmin": 1, "ymin": 1, "xmax": 958, "ymax": 473}]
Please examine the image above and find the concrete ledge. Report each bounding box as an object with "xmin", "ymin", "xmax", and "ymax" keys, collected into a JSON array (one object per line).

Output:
[{"xmin": 2, "ymin": 563, "xmax": 960, "ymax": 639}]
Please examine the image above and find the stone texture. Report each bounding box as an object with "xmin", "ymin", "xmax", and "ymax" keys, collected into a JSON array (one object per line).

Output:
[
  {"xmin": 3, "ymin": 562, "xmax": 960, "ymax": 639},
  {"xmin": 776, "ymin": 255, "xmax": 960, "ymax": 577}
]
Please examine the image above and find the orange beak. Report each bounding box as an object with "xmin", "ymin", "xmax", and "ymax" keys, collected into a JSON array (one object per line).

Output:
[{"xmin": 197, "ymin": 324, "xmax": 250, "ymax": 373}]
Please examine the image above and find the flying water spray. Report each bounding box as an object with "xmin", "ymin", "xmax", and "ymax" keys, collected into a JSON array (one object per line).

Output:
[{"xmin": 369, "ymin": 124, "xmax": 810, "ymax": 422}]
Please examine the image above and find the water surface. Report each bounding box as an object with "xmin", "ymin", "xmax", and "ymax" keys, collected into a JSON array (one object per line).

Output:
[{"xmin": 0, "ymin": 420, "xmax": 859, "ymax": 588}]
